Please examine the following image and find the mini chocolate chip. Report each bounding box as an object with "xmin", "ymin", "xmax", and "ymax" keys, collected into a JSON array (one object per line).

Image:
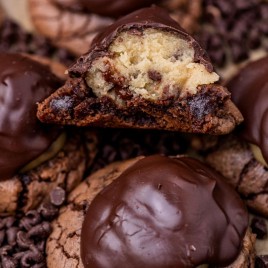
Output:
[
  {"xmin": 6, "ymin": 227, "xmax": 19, "ymax": 246},
  {"xmin": 20, "ymin": 246, "xmax": 43, "ymax": 267},
  {"xmin": 0, "ymin": 230, "xmax": 5, "ymax": 247},
  {"xmin": 255, "ymin": 255, "xmax": 268, "ymax": 268},
  {"xmin": 27, "ymin": 222, "xmax": 52, "ymax": 239},
  {"xmin": 49, "ymin": 187, "xmax": 66, "ymax": 206},
  {"xmin": 38, "ymin": 202, "xmax": 59, "ymax": 220},
  {"xmin": 148, "ymin": 70, "xmax": 162, "ymax": 82},
  {"xmin": 1, "ymin": 256, "xmax": 18, "ymax": 268},
  {"xmin": 20, "ymin": 211, "xmax": 41, "ymax": 231},
  {"xmin": 17, "ymin": 231, "xmax": 33, "ymax": 250},
  {"xmin": 251, "ymin": 217, "xmax": 267, "ymax": 239},
  {"xmin": 4, "ymin": 217, "xmax": 16, "ymax": 229}
]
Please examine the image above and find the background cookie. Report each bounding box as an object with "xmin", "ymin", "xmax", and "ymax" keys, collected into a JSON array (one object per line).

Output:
[
  {"xmin": 27, "ymin": 0, "xmax": 202, "ymax": 56},
  {"xmin": 0, "ymin": 54, "xmax": 98, "ymax": 215},
  {"xmin": 47, "ymin": 156, "xmax": 255, "ymax": 268}
]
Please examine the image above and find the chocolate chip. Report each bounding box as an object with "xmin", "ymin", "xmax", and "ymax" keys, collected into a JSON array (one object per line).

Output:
[
  {"xmin": 38, "ymin": 202, "xmax": 59, "ymax": 220},
  {"xmin": 251, "ymin": 217, "xmax": 267, "ymax": 239},
  {"xmin": 20, "ymin": 211, "xmax": 41, "ymax": 231},
  {"xmin": 17, "ymin": 231, "xmax": 33, "ymax": 249},
  {"xmin": 27, "ymin": 222, "xmax": 52, "ymax": 239},
  {"xmin": 49, "ymin": 187, "xmax": 66, "ymax": 206},
  {"xmin": 1, "ymin": 256, "xmax": 18, "ymax": 268},
  {"xmin": 148, "ymin": 70, "xmax": 162, "ymax": 82},
  {"xmin": 255, "ymin": 255, "xmax": 268, "ymax": 268},
  {"xmin": 20, "ymin": 246, "xmax": 43, "ymax": 267},
  {"xmin": 6, "ymin": 227, "xmax": 19, "ymax": 246}
]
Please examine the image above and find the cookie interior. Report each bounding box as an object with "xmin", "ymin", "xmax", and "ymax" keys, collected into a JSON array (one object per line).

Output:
[{"xmin": 86, "ymin": 28, "xmax": 219, "ymax": 104}]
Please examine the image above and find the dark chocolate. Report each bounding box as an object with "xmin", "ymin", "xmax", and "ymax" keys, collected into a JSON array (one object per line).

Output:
[
  {"xmin": 79, "ymin": 0, "xmax": 158, "ymax": 18},
  {"xmin": 0, "ymin": 53, "xmax": 62, "ymax": 180},
  {"xmin": 69, "ymin": 6, "xmax": 213, "ymax": 76},
  {"xmin": 81, "ymin": 155, "xmax": 248, "ymax": 268},
  {"xmin": 227, "ymin": 56, "xmax": 268, "ymax": 163},
  {"xmin": 251, "ymin": 217, "xmax": 267, "ymax": 239},
  {"xmin": 255, "ymin": 255, "xmax": 268, "ymax": 268}
]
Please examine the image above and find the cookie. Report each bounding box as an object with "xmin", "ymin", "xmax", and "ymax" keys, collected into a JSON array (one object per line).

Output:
[
  {"xmin": 0, "ymin": 53, "xmax": 97, "ymax": 215},
  {"xmin": 27, "ymin": 0, "xmax": 201, "ymax": 56},
  {"xmin": 46, "ymin": 155, "xmax": 255, "ymax": 268},
  {"xmin": 37, "ymin": 7, "xmax": 243, "ymax": 135},
  {"xmin": 203, "ymin": 56, "xmax": 268, "ymax": 217}
]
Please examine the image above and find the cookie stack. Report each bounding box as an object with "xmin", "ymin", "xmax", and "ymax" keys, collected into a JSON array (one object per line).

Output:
[{"xmin": 0, "ymin": 1, "xmax": 267, "ymax": 267}]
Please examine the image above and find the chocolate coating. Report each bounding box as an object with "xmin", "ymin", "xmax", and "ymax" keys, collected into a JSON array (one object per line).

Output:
[
  {"xmin": 81, "ymin": 155, "xmax": 248, "ymax": 268},
  {"xmin": 227, "ymin": 56, "xmax": 268, "ymax": 163},
  {"xmin": 0, "ymin": 53, "xmax": 62, "ymax": 180},
  {"xmin": 79, "ymin": 0, "xmax": 158, "ymax": 18},
  {"xmin": 69, "ymin": 6, "xmax": 213, "ymax": 76}
]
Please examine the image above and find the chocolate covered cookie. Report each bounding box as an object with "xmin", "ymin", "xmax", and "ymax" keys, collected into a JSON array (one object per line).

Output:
[
  {"xmin": 46, "ymin": 155, "xmax": 255, "ymax": 268},
  {"xmin": 0, "ymin": 53, "xmax": 97, "ymax": 215},
  {"xmin": 38, "ymin": 7, "xmax": 242, "ymax": 134},
  {"xmin": 203, "ymin": 56, "xmax": 268, "ymax": 217}
]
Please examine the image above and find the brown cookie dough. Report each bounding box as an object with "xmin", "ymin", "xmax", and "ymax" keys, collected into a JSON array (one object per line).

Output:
[
  {"xmin": 205, "ymin": 135, "xmax": 268, "ymax": 218},
  {"xmin": 46, "ymin": 156, "xmax": 255, "ymax": 268}
]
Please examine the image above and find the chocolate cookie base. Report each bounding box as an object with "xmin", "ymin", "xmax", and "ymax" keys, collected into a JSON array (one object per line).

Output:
[{"xmin": 38, "ymin": 77, "xmax": 242, "ymax": 135}]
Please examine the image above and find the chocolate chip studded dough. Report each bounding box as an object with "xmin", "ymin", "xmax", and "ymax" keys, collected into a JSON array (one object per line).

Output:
[
  {"xmin": 0, "ymin": 54, "xmax": 98, "ymax": 216},
  {"xmin": 37, "ymin": 7, "xmax": 243, "ymax": 135},
  {"xmin": 46, "ymin": 156, "xmax": 255, "ymax": 268},
  {"xmin": 28, "ymin": 0, "xmax": 201, "ymax": 56}
]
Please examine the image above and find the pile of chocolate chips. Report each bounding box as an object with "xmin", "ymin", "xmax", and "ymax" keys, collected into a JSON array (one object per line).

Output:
[
  {"xmin": 197, "ymin": 0, "xmax": 268, "ymax": 67},
  {"xmin": 0, "ymin": 19, "xmax": 75, "ymax": 67},
  {"xmin": 0, "ymin": 187, "xmax": 65, "ymax": 268},
  {"xmin": 89, "ymin": 129, "xmax": 188, "ymax": 173}
]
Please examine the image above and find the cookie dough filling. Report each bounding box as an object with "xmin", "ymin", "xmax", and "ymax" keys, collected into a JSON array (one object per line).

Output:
[{"xmin": 86, "ymin": 28, "xmax": 219, "ymax": 103}]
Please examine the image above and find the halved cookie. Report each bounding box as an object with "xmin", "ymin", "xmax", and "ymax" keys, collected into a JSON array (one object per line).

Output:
[
  {"xmin": 46, "ymin": 155, "xmax": 255, "ymax": 268},
  {"xmin": 37, "ymin": 7, "xmax": 243, "ymax": 135}
]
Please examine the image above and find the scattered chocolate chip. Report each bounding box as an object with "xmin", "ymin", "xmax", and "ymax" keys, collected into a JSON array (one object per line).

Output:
[
  {"xmin": 20, "ymin": 211, "xmax": 41, "ymax": 231},
  {"xmin": 255, "ymin": 255, "xmax": 268, "ymax": 268},
  {"xmin": 38, "ymin": 202, "xmax": 59, "ymax": 221},
  {"xmin": 49, "ymin": 187, "xmax": 66, "ymax": 207},
  {"xmin": 27, "ymin": 222, "xmax": 52, "ymax": 239},
  {"xmin": 197, "ymin": 0, "xmax": 268, "ymax": 68},
  {"xmin": 251, "ymin": 217, "xmax": 267, "ymax": 239}
]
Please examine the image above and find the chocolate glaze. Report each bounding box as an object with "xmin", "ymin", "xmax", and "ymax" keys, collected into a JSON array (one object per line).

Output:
[
  {"xmin": 79, "ymin": 0, "xmax": 158, "ymax": 18},
  {"xmin": 81, "ymin": 155, "xmax": 248, "ymax": 268},
  {"xmin": 0, "ymin": 53, "xmax": 62, "ymax": 180},
  {"xmin": 227, "ymin": 56, "xmax": 268, "ymax": 163},
  {"xmin": 69, "ymin": 6, "xmax": 213, "ymax": 77}
]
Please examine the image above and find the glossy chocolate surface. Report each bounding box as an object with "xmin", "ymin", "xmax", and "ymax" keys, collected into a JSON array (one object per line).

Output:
[
  {"xmin": 69, "ymin": 6, "xmax": 213, "ymax": 76},
  {"xmin": 227, "ymin": 56, "xmax": 268, "ymax": 163},
  {"xmin": 0, "ymin": 53, "xmax": 62, "ymax": 180},
  {"xmin": 80, "ymin": 0, "xmax": 158, "ymax": 18},
  {"xmin": 81, "ymin": 155, "xmax": 248, "ymax": 268}
]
